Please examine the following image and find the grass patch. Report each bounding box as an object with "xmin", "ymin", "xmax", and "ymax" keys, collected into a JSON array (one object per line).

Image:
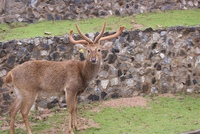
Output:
[
  {"xmin": 82, "ymin": 95, "xmax": 200, "ymax": 134},
  {"xmin": 0, "ymin": 16, "xmax": 134, "ymax": 41},
  {"xmin": 0, "ymin": 9, "xmax": 200, "ymax": 41},
  {"xmin": 0, "ymin": 110, "xmax": 68, "ymax": 134},
  {"xmin": 135, "ymin": 9, "xmax": 200, "ymax": 29},
  {"xmin": 0, "ymin": 95, "xmax": 200, "ymax": 134}
]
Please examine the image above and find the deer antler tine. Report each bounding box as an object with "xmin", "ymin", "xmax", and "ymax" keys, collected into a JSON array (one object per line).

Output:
[
  {"xmin": 94, "ymin": 21, "xmax": 107, "ymax": 44},
  {"xmin": 99, "ymin": 26, "xmax": 125, "ymax": 42},
  {"xmin": 69, "ymin": 30, "xmax": 88, "ymax": 44},
  {"xmin": 75, "ymin": 23, "xmax": 93, "ymax": 44}
]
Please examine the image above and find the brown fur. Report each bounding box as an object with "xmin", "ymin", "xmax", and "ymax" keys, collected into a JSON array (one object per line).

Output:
[
  {"xmin": 5, "ymin": 58, "xmax": 101, "ymax": 134},
  {"xmin": 4, "ymin": 22, "xmax": 124, "ymax": 134},
  {"xmin": 4, "ymin": 72, "xmax": 12, "ymax": 84}
]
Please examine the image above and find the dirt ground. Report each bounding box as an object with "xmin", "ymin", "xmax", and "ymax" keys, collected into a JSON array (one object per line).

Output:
[
  {"xmin": 0, "ymin": 96, "xmax": 149, "ymax": 133},
  {"xmin": 91, "ymin": 96, "xmax": 147, "ymax": 113},
  {"xmin": 102, "ymin": 96, "xmax": 147, "ymax": 108}
]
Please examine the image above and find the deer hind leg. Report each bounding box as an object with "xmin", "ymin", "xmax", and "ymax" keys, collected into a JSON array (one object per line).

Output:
[
  {"xmin": 20, "ymin": 92, "xmax": 38, "ymax": 134},
  {"xmin": 9, "ymin": 97, "xmax": 22, "ymax": 134},
  {"xmin": 66, "ymin": 91, "xmax": 78, "ymax": 134},
  {"xmin": 9, "ymin": 86, "xmax": 23, "ymax": 134}
]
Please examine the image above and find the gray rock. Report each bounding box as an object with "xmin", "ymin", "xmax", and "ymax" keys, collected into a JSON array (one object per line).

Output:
[
  {"xmin": 110, "ymin": 77, "xmax": 120, "ymax": 86},
  {"xmin": 142, "ymin": 34, "xmax": 149, "ymax": 42},
  {"xmin": 94, "ymin": 86, "xmax": 101, "ymax": 94},
  {"xmin": 32, "ymin": 49, "xmax": 40, "ymax": 59},
  {"xmin": 109, "ymin": 65, "xmax": 117, "ymax": 76},
  {"xmin": 160, "ymin": 53, "xmax": 165, "ymax": 59},
  {"xmin": 188, "ymin": 1, "xmax": 193, "ymax": 6},
  {"xmin": 160, "ymin": 31, "xmax": 166, "ymax": 36},
  {"xmin": 0, "ymin": 70, "xmax": 7, "ymax": 77},
  {"xmin": 195, "ymin": 56, "xmax": 200, "ymax": 68},
  {"xmin": 98, "ymin": 70, "xmax": 109, "ymax": 78},
  {"xmin": 162, "ymin": 57, "xmax": 172, "ymax": 65},
  {"xmin": 195, "ymin": 47, "xmax": 200, "ymax": 54},
  {"xmin": 7, "ymin": 55, "xmax": 16, "ymax": 68},
  {"xmin": 37, "ymin": 100, "xmax": 48, "ymax": 108},
  {"xmin": 126, "ymin": 79, "xmax": 134, "ymax": 87},
  {"xmin": 168, "ymin": 38, "xmax": 173, "ymax": 46},
  {"xmin": 41, "ymin": 50, "xmax": 48, "ymax": 56},
  {"xmin": 101, "ymin": 79, "xmax": 109, "ymax": 89},
  {"xmin": 186, "ymin": 88, "xmax": 194, "ymax": 93},
  {"xmin": 151, "ymin": 87, "xmax": 158, "ymax": 93},
  {"xmin": 126, "ymin": 46, "xmax": 134, "ymax": 55},
  {"xmin": 48, "ymin": 39, "xmax": 54, "ymax": 45},
  {"xmin": 34, "ymin": 38, "xmax": 40, "ymax": 46},
  {"xmin": 119, "ymin": 55, "xmax": 129, "ymax": 61},
  {"xmin": 153, "ymin": 33, "xmax": 160, "ymax": 41},
  {"xmin": 139, "ymin": 69, "xmax": 145, "ymax": 75},
  {"xmin": 29, "ymin": 0, "xmax": 38, "ymax": 7},
  {"xmin": 194, "ymin": 0, "xmax": 198, "ymax": 6},
  {"xmin": 107, "ymin": 54, "xmax": 117, "ymax": 64},
  {"xmin": 88, "ymin": 94, "xmax": 99, "ymax": 101},
  {"xmin": 135, "ymin": 53, "xmax": 145, "ymax": 62},
  {"xmin": 163, "ymin": 67, "xmax": 168, "ymax": 74},
  {"xmin": 132, "ymin": 74, "xmax": 139, "ymax": 81}
]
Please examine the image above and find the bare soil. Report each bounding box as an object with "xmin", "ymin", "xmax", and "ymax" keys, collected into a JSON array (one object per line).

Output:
[
  {"xmin": 102, "ymin": 97, "xmax": 147, "ymax": 108},
  {"xmin": 91, "ymin": 96, "xmax": 147, "ymax": 112}
]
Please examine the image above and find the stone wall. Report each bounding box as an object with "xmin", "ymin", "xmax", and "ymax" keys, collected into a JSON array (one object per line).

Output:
[
  {"xmin": 0, "ymin": 0, "xmax": 199, "ymax": 23},
  {"xmin": 0, "ymin": 26, "xmax": 200, "ymax": 115}
]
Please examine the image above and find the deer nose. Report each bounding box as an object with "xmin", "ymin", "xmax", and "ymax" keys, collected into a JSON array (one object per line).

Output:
[{"xmin": 91, "ymin": 57, "xmax": 96, "ymax": 63}]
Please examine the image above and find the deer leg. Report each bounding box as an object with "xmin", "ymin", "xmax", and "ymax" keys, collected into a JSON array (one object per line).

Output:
[
  {"xmin": 9, "ymin": 97, "xmax": 22, "ymax": 134},
  {"xmin": 66, "ymin": 91, "xmax": 77, "ymax": 134},
  {"xmin": 73, "ymin": 94, "xmax": 78, "ymax": 130},
  {"xmin": 20, "ymin": 94, "xmax": 37, "ymax": 134}
]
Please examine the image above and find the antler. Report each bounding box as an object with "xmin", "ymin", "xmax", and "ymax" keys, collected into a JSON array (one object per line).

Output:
[
  {"xmin": 94, "ymin": 21, "xmax": 106, "ymax": 44},
  {"xmin": 75, "ymin": 23, "xmax": 93, "ymax": 44},
  {"xmin": 99, "ymin": 26, "xmax": 124, "ymax": 41},
  {"xmin": 69, "ymin": 22, "xmax": 124, "ymax": 45},
  {"xmin": 69, "ymin": 30, "xmax": 88, "ymax": 44}
]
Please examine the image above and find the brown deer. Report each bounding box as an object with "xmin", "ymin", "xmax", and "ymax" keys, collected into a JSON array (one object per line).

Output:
[{"xmin": 3, "ymin": 21, "xmax": 124, "ymax": 134}]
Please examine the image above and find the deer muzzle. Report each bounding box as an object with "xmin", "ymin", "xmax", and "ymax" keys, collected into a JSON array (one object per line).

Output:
[{"xmin": 91, "ymin": 57, "xmax": 97, "ymax": 64}]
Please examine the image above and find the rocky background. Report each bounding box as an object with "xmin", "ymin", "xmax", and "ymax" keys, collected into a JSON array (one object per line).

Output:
[
  {"xmin": 0, "ymin": 26, "xmax": 200, "ymax": 115},
  {"xmin": 0, "ymin": 0, "xmax": 200, "ymax": 115},
  {"xmin": 0, "ymin": 0, "xmax": 199, "ymax": 23}
]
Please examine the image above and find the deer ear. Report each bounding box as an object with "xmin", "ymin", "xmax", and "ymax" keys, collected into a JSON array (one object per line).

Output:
[{"xmin": 101, "ymin": 41, "xmax": 113, "ymax": 50}]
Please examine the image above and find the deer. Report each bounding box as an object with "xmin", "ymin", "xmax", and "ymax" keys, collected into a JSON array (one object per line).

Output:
[{"xmin": 3, "ymin": 21, "xmax": 124, "ymax": 134}]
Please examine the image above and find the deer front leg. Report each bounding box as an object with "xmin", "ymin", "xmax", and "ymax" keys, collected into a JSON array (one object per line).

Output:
[
  {"xmin": 73, "ymin": 95, "xmax": 78, "ymax": 130},
  {"xmin": 66, "ymin": 91, "xmax": 76, "ymax": 134}
]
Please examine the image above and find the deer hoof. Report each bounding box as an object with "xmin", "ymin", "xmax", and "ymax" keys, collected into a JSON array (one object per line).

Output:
[
  {"xmin": 75, "ymin": 126, "xmax": 79, "ymax": 131},
  {"xmin": 68, "ymin": 130, "xmax": 74, "ymax": 134}
]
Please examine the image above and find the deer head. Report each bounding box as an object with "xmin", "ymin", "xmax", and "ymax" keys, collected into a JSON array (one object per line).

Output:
[{"xmin": 69, "ymin": 21, "xmax": 124, "ymax": 64}]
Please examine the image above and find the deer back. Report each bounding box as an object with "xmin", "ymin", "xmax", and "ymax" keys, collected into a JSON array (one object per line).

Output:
[{"xmin": 6, "ymin": 60, "xmax": 88, "ymax": 95}]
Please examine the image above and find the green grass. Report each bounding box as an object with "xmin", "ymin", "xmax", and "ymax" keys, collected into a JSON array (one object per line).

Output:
[
  {"xmin": 0, "ymin": 9, "xmax": 200, "ymax": 41},
  {"xmin": 1, "ymin": 95, "xmax": 200, "ymax": 134},
  {"xmin": 82, "ymin": 95, "xmax": 200, "ymax": 134},
  {"xmin": 0, "ymin": 15, "xmax": 134, "ymax": 41},
  {"xmin": 0, "ymin": 109, "xmax": 68, "ymax": 134},
  {"xmin": 135, "ymin": 9, "xmax": 200, "ymax": 29}
]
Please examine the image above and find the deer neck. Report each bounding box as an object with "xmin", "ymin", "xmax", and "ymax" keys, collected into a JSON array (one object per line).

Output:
[{"xmin": 81, "ymin": 60, "xmax": 101, "ymax": 83}]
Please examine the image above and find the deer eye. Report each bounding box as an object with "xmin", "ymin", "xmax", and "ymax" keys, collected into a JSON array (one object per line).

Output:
[
  {"xmin": 87, "ymin": 50, "xmax": 90, "ymax": 53},
  {"xmin": 97, "ymin": 49, "xmax": 101, "ymax": 52}
]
